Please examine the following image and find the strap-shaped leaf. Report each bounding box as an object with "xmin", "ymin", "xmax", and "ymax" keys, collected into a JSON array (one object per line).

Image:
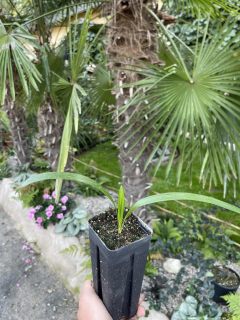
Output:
[
  {"xmin": 127, "ymin": 193, "xmax": 240, "ymax": 217},
  {"xmin": 17, "ymin": 172, "xmax": 116, "ymax": 208}
]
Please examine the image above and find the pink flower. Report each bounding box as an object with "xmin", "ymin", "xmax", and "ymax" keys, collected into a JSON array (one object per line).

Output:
[
  {"xmin": 35, "ymin": 206, "xmax": 40, "ymax": 210},
  {"xmin": 47, "ymin": 205, "xmax": 54, "ymax": 211},
  {"xmin": 26, "ymin": 247, "xmax": 30, "ymax": 250},
  {"xmin": 28, "ymin": 213, "xmax": 34, "ymax": 219},
  {"xmin": 43, "ymin": 194, "xmax": 50, "ymax": 199},
  {"xmin": 16, "ymin": 284, "xmax": 20, "ymax": 287},
  {"xmin": 57, "ymin": 213, "xmax": 63, "ymax": 219},
  {"xmin": 30, "ymin": 209, "xmax": 36, "ymax": 215},
  {"xmin": 53, "ymin": 226, "xmax": 56, "ymax": 228},
  {"xmin": 37, "ymin": 217, "xmax": 42, "ymax": 223},
  {"xmin": 61, "ymin": 196, "xmax": 68, "ymax": 204},
  {"xmin": 52, "ymin": 191, "xmax": 56, "ymax": 199},
  {"xmin": 24, "ymin": 275, "xmax": 27, "ymax": 278},
  {"xmin": 37, "ymin": 225, "xmax": 43, "ymax": 230},
  {"xmin": 32, "ymin": 257, "xmax": 35, "ymax": 260},
  {"xmin": 62, "ymin": 206, "xmax": 66, "ymax": 211},
  {"xmin": 49, "ymin": 197, "xmax": 52, "ymax": 200},
  {"xmin": 30, "ymin": 250, "xmax": 34, "ymax": 253},
  {"xmin": 46, "ymin": 211, "xmax": 52, "ymax": 217},
  {"xmin": 25, "ymin": 259, "xmax": 31, "ymax": 263}
]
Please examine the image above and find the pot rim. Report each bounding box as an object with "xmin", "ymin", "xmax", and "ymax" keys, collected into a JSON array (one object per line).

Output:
[
  {"xmin": 88, "ymin": 212, "xmax": 153, "ymax": 253},
  {"xmin": 212, "ymin": 266, "xmax": 240, "ymax": 290}
]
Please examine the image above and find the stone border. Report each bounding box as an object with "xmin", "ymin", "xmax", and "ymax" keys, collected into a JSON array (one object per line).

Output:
[{"xmin": 0, "ymin": 178, "xmax": 89, "ymax": 301}]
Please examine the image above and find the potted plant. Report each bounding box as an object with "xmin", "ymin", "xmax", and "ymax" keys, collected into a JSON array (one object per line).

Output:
[
  {"xmin": 88, "ymin": 186, "xmax": 152, "ymax": 320},
  {"xmin": 210, "ymin": 266, "xmax": 240, "ymax": 304},
  {"xmin": 18, "ymin": 172, "xmax": 240, "ymax": 320}
]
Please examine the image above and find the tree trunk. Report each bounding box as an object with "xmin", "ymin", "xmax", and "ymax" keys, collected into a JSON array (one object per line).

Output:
[
  {"xmin": 37, "ymin": 95, "xmax": 67, "ymax": 171},
  {"xmin": 3, "ymin": 93, "xmax": 32, "ymax": 165},
  {"xmin": 105, "ymin": 1, "xmax": 165, "ymax": 219}
]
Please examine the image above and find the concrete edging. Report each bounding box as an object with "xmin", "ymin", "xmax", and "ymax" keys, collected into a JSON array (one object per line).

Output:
[{"xmin": 0, "ymin": 178, "xmax": 88, "ymax": 301}]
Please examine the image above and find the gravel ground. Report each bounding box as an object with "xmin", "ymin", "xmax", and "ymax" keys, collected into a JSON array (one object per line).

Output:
[
  {"xmin": 142, "ymin": 258, "xmax": 240, "ymax": 316},
  {"xmin": 0, "ymin": 205, "xmax": 78, "ymax": 320}
]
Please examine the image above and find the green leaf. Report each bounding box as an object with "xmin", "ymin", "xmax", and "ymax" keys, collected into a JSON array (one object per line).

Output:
[
  {"xmin": 54, "ymin": 222, "xmax": 67, "ymax": 234},
  {"xmin": 163, "ymin": 0, "xmax": 240, "ymax": 17},
  {"xmin": 63, "ymin": 216, "xmax": 75, "ymax": 225},
  {"xmin": 127, "ymin": 193, "xmax": 240, "ymax": 217},
  {"xmin": 16, "ymin": 172, "xmax": 116, "ymax": 208},
  {"xmin": 119, "ymin": 14, "xmax": 240, "ymax": 192},
  {"xmin": 118, "ymin": 186, "xmax": 125, "ymax": 233}
]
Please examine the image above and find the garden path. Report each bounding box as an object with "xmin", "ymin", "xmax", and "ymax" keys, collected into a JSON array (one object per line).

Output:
[{"xmin": 0, "ymin": 205, "xmax": 78, "ymax": 320}]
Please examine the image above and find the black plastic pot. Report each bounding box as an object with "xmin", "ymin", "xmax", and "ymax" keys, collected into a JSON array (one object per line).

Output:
[
  {"xmin": 88, "ymin": 214, "xmax": 152, "ymax": 320},
  {"xmin": 212, "ymin": 267, "xmax": 240, "ymax": 304}
]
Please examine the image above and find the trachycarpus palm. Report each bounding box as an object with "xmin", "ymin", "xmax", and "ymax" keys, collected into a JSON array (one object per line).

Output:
[
  {"xmin": 0, "ymin": 20, "xmax": 41, "ymax": 164},
  {"xmin": 104, "ymin": 0, "xmax": 240, "ymax": 219}
]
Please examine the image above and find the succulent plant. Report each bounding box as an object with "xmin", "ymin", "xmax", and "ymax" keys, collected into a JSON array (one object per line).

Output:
[{"xmin": 54, "ymin": 206, "xmax": 88, "ymax": 237}]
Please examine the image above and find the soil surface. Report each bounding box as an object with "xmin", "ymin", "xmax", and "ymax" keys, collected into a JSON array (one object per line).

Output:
[
  {"xmin": 212, "ymin": 266, "xmax": 240, "ymax": 287},
  {"xmin": 89, "ymin": 207, "xmax": 149, "ymax": 250},
  {"xmin": 0, "ymin": 205, "xmax": 78, "ymax": 320}
]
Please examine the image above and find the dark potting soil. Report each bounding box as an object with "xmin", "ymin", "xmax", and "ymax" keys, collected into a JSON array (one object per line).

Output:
[
  {"xmin": 212, "ymin": 266, "xmax": 240, "ymax": 288},
  {"xmin": 89, "ymin": 207, "xmax": 149, "ymax": 250}
]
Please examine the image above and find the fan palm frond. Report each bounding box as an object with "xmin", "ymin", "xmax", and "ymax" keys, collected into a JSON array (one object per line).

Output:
[
  {"xmin": 119, "ymin": 13, "xmax": 240, "ymax": 191},
  {"xmin": 163, "ymin": 0, "xmax": 240, "ymax": 16},
  {"xmin": 0, "ymin": 22, "xmax": 41, "ymax": 104}
]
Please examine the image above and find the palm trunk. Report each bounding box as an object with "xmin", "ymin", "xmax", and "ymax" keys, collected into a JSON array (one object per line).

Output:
[
  {"xmin": 105, "ymin": 1, "xmax": 164, "ymax": 218},
  {"xmin": 3, "ymin": 94, "xmax": 32, "ymax": 165},
  {"xmin": 37, "ymin": 95, "xmax": 67, "ymax": 171}
]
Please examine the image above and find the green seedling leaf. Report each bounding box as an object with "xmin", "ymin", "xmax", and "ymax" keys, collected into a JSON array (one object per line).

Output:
[
  {"xmin": 118, "ymin": 186, "xmax": 125, "ymax": 233},
  {"xmin": 127, "ymin": 193, "xmax": 240, "ymax": 217},
  {"xmin": 17, "ymin": 172, "xmax": 116, "ymax": 208}
]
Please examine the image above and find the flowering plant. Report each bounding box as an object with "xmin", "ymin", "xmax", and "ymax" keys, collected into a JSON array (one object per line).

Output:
[{"xmin": 28, "ymin": 191, "xmax": 75, "ymax": 229}]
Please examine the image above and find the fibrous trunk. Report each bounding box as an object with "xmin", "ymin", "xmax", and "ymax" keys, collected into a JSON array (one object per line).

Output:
[
  {"xmin": 105, "ymin": 0, "xmax": 165, "ymax": 219},
  {"xmin": 3, "ymin": 87, "xmax": 31, "ymax": 165},
  {"xmin": 37, "ymin": 95, "xmax": 66, "ymax": 171}
]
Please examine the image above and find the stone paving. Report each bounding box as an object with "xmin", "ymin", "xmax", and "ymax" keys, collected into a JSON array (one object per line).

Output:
[{"xmin": 0, "ymin": 205, "xmax": 79, "ymax": 320}]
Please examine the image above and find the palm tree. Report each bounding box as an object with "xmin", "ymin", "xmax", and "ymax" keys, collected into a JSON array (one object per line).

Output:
[
  {"xmin": 0, "ymin": 16, "xmax": 41, "ymax": 164},
  {"xmin": 99, "ymin": 0, "xmax": 240, "ymax": 218}
]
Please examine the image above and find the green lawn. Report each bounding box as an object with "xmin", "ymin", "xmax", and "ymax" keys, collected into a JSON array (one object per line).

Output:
[{"xmin": 74, "ymin": 141, "xmax": 240, "ymax": 231}]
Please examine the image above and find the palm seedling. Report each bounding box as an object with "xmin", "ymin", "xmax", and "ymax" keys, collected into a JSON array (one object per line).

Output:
[{"xmin": 17, "ymin": 171, "xmax": 240, "ymax": 235}]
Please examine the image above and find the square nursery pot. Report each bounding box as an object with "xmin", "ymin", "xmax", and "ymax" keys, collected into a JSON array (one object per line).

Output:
[
  {"xmin": 212, "ymin": 267, "xmax": 240, "ymax": 304},
  {"xmin": 88, "ymin": 214, "xmax": 152, "ymax": 320}
]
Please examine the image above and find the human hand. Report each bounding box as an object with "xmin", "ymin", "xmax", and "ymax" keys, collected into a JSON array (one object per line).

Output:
[{"xmin": 78, "ymin": 280, "xmax": 145, "ymax": 320}]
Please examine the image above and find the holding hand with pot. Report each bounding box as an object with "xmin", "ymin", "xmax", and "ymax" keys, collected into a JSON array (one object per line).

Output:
[{"xmin": 78, "ymin": 280, "xmax": 145, "ymax": 320}]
